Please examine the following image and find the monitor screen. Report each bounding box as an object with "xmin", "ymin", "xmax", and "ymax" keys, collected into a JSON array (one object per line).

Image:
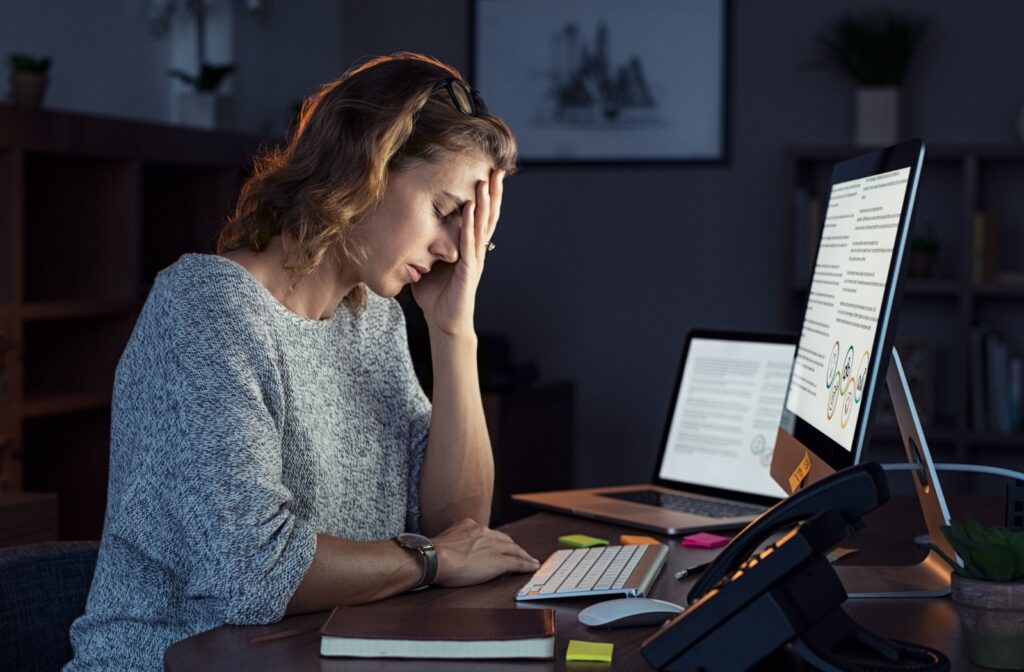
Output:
[
  {"xmin": 773, "ymin": 140, "xmax": 925, "ymax": 491},
  {"xmin": 657, "ymin": 336, "xmax": 794, "ymax": 499},
  {"xmin": 784, "ymin": 167, "xmax": 912, "ymax": 451}
]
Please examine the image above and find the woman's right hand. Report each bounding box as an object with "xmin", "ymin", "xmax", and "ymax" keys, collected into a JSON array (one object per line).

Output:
[{"xmin": 431, "ymin": 518, "xmax": 541, "ymax": 587}]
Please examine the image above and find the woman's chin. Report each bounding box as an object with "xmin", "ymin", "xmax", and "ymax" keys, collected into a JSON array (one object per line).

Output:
[{"xmin": 365, "ymin": 278, "xmax": 404, "ymax": 299}]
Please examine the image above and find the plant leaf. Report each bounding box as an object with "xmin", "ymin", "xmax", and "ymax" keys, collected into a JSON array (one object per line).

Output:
[
  {"xmin": 1011, "ymin": 533, "xmax": 1024, "ymax": 580},
  {"xmin": 167, "ymin": 68, "xmax": 198, "ymax": 88},
  {"xmin": 947, "ymin": 520, "xmax": 967, "ymax": 543},
  {"xmin": 964, "ymin": 515, "xmax": 987, "ymax": 542},
  {"xmin": 197, "ymin": 63, "xmax": 235, "ymax": 92},
  {"xmin": 972, "ymin": 543, "xmax": 1017, "ymax": 582},
  {"xmin": 813, "ymin": 11, "xmax": 927, "ymax": 85},
  {"xmin": 945, "ymin": 535, "xmax": 978, "ymax": 574}
]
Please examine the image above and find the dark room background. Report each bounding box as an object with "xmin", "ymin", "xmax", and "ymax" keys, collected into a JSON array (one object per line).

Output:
[{"xmin": 3, "ymin": 0, "xmax": 1024, "ymax": 539}]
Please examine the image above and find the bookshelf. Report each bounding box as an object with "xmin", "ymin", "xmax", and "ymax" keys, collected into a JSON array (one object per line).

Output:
[
  {"xmin": 0, "ymin": 105, "xmax": 260, "ymax": 539},
  {"xmin": 784, "ymin": 146, "xmax": 1024, "ymax": 481}
]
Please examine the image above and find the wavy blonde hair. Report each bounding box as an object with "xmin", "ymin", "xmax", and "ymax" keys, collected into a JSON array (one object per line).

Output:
[{"xmin": 217, "ymin": 52, "xmax": 518, "ymax": 309}]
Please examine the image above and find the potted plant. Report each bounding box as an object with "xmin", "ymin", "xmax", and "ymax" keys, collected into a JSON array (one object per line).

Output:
[
  {"xmin": 161, "ymin": 0, "xmax": 236, "ymax": 129},
  {"xmin": 815, "ymin": 11, "xmax": 927, "ymax": 146},
  {"xmin": 932, "ymin": 516, "xmax": 1024, "ymax": 669},
  {"xmin": 8, "ymin": 53, "xmax": 51, "ymax": 107}
]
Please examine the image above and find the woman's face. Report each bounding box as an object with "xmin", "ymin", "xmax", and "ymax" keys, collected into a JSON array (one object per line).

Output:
[{"xmin": 355, "ymin": 152, "xmax": 493, "ymax": 298}]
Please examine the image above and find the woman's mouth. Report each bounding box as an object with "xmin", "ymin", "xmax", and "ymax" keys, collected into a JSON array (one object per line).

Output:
[{"xmin": 406, "ymin": 264, "xmax": 424, "ymax": 282}]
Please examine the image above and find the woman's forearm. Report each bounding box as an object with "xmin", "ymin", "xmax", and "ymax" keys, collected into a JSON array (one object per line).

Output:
[
  {"xmin": 285, "ymin": 534, "xmax": 422, "ymax": 614},
  {"xmin": 418, "ymin": 327, "xmax": 495, "ymax": 536}
]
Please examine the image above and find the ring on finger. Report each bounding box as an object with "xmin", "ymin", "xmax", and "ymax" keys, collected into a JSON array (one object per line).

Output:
[{"xmin": 486, "ymin": 240, "xmax": 496, "ymax": 252}]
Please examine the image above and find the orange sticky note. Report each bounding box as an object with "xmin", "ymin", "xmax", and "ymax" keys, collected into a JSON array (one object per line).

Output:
[{"xmin": 619, "ymin": 534, "xmax": 662, "ymax": 546}]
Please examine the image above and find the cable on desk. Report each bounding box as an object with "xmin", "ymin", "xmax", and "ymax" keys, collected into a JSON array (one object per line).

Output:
[{"xmin": 880, "ymin": 462, "xmax": 1024, "ymax": 481}]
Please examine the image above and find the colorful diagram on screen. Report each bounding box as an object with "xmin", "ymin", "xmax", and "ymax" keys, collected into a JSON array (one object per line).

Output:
[{"xmin": 824, "ymin": 341, "xmax": 869, "ymax": 427}]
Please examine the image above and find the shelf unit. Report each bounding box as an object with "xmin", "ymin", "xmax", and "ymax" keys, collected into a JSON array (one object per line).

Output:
[
  {"xmin": 0, "ymin": 105, "xmax": 261, "ymax": 539},
  {"xmin": 784, "ymin": 146, "xmax": 1024, "ymax": 483}
]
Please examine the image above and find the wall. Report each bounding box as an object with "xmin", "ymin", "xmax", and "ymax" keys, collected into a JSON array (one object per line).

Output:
[
  {"xmin": 233, "ymin": 1, "xmax": 346, "ymax": 137},
  {"xmin": 6, "ymin": 1, "xmax": 1023, "ymax": 488},
  {"xmin": 1, "ymin": 0, "xmax": 172, "ymax": 124},
  {"xmin": 342, "ymin": 0, "xmax": 1024, "ymax": 486},
  {"xmin": 1, "ymin": 0, "xmax": 345, "ymax": 137}
]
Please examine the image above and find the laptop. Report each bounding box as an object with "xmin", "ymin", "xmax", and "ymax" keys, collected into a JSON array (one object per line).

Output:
[{"xmin": 513, "ymin": 329, "xmax": 797, "ymax": 535}]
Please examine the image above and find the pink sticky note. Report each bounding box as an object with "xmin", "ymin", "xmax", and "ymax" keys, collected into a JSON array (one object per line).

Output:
[{"xmin": 682, "ymin": 532, "xmax": 730, "ymax": 549}]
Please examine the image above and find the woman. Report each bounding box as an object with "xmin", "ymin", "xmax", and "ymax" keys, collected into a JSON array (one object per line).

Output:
[{"xmin": 66, "ymin": 52, "xmax": 539, "ymax": 672}]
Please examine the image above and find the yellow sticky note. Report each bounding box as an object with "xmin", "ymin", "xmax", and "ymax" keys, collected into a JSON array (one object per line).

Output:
[
  {"xmin": 559, "ymin": 534, "xmax": 609, "ymax": 548},
  {"xmin": 620, "ymin": 534, "xmax": 662, "ymax": 546},
  {"xmin": 567, "ymin": 639, "xmax": 614, "ymax": 663},
  {"xmin": 788, "ymin": 451, "xmax": 812, "ymax": 493}
]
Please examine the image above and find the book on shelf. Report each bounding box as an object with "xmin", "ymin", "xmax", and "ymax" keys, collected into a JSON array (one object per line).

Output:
[
  {"xmin": 319, "ymin": 605, "xmax": 556, "ymax": 660},
  {"xmin": 970, "ymin": 325, "xmax": 1022, "ymax": 434},
  {"xmin": 987, "ymin": 334, "xmax": 1011, "ymax": 433},
  {"xmin": 971, "ymin": 212, "xmax": 1001, "ymax": 284},
  {"xmin": 1011, "ymin": 357, "xmax": 1023, "ymax": 430},
  {"xmin": 971, "ymin": 327, "xmax": 988, "ymax": 431}
]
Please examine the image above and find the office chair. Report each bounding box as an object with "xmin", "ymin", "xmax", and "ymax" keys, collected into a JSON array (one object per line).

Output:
[{"xmin": 0, "ymin": 540, "xmax": 99, "ymax": 672}]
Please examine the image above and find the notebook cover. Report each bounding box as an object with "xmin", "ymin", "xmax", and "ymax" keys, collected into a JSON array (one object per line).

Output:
[{"xmin": 321, "ymin": 606, "xmax": 555, "ymax": 642}]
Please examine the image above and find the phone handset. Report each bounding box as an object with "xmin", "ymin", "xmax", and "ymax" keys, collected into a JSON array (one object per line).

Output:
[
  {"xmin": 643, "ymin": 462, "xmax": 950, "ymax": 671},
  {"xmin": 688, "ymin": 461, "xmax": 890, "ymax": 604}
]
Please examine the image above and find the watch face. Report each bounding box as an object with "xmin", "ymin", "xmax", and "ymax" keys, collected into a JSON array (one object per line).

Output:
[{"xmin": 397, "ymin": 532, "xmax": 431, "ymax": 548}]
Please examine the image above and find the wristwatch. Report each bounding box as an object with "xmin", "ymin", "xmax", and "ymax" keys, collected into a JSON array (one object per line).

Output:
[{"xmin": 394, "ymin": 532, "xmax": 438, "ymax": 590}]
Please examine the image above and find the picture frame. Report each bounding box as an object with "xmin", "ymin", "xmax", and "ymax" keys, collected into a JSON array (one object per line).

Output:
[{"xmin": 471, "ymin": 0, "xmax": 729, "ymax": 164}]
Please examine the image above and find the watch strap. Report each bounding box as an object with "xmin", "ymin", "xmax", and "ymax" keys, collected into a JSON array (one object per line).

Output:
[
  {"xmin": 396, "ymin": 536, "xmax": 437, "ymax": 590},
  {"xmin": 420, "ymin": 545, "xmax": 438, "ymax": 588}
]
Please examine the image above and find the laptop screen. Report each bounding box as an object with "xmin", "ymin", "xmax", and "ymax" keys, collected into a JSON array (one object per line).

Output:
[{"xmin": 657, "ymin": 337, "xmax": 794, "ymax": 499}]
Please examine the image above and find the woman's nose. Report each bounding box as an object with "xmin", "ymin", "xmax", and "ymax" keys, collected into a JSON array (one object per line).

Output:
[{"xmin": 432, "ymin": 229, "xmax": 460, "ymax": 263}]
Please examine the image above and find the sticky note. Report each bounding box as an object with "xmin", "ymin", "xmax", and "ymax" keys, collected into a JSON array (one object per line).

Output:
[
  {"xmin": 559, "ymin": 534, "xmax": 610, "ymax": 548},
  {"xmin": 567, "ymin": 639, "xmax": 614, "ymax": 663},
  {"xmin": 788, "ymin": 451, "xmax": 812, "ymax": 493},
  {"xmin": 682, "ymin": 532, "xmax": 730, "ymax": 549},
  {"xmin": 619, "ymin": 534, "xmax": 662, "ymax": 546}
]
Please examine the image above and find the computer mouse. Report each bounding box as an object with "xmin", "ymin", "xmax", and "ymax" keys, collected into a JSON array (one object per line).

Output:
[{"xmin": 578, "ymin": 597, "xmax": 684, "ymax": 628}]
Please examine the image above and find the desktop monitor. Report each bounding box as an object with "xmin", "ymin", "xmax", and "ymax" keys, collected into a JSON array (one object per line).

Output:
[{"xmin": 771, "ymin": 140, "xmax": 925, "ymax": 495}]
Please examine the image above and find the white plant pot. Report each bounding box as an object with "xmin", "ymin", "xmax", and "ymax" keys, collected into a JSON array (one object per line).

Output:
[
  {"xmin": 178, "ymin": 92, "xmax": 233, "ymax": 130},
  {"xmin": 855, "ymin": 86, "xmax": 900, "ymax": 147}
]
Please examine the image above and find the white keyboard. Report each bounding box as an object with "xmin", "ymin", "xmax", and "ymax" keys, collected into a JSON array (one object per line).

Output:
[{"xmin": 515, "ymin": 544, "xmax": 669, "ymax": 601}]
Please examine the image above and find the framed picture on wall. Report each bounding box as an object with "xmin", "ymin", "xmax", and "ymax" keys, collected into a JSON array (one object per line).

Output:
[{"xmin": 472, "ymin": 0, "xmax": 729, "ymax": 164}]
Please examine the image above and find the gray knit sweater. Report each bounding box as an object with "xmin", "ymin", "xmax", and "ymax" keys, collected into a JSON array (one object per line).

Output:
[{"xmin": 64, "ymin": 254, "xmax": 432, "ymax": 672}]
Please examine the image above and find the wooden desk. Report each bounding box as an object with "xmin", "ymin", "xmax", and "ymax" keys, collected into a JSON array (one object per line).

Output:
[{"xmin": 165, "ymin": 499, "xmax": 985, "ymax": 671}]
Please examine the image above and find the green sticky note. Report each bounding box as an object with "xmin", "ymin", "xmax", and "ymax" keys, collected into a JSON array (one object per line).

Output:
[
  {"xmin": 559, "ymin": 534, "xmax": 610, "ymax": 548},
  {"xmin": 567, "ymin": 639, "xmax": 614, "ymax": 663}
]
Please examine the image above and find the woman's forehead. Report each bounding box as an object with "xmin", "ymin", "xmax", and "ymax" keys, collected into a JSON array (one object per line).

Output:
[{"xmin": 402, "ymin": 153, "xmax": 492, "ymax": 194}]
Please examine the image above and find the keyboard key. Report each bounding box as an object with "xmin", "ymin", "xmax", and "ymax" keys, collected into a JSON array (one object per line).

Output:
[{"xmin": 600, "ymin": 490, "xmax": 765, "ymax": 518}]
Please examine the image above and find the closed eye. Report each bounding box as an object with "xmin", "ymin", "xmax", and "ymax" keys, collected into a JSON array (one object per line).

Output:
[{"xmin": 434, "ymin": 203, "xmax": 462, "ymax": 222}]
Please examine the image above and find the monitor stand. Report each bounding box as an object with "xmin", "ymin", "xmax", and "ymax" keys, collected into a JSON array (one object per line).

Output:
[{"xmin": 838, "ymin": 347, "xmax": 956, "ymax": 598}]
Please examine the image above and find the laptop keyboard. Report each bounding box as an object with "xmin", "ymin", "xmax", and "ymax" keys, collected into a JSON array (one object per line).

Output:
[{"xmin": 601, "ymin": 490, "xmax": 765, "ymax": 519}]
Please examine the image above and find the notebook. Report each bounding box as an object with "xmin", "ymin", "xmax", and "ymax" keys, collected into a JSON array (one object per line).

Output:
[
  {"xmin": 319, "ymin": 606, "xmax": 555, "ymax": 659},
  {"xmin": 513, "ymin": 329, "xmax": 796, "ymax": 534}
]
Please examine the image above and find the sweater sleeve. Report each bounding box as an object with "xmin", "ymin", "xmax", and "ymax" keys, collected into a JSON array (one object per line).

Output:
[
  {"xmin": 403, "ymin": 370, "xmax": 432, "ymax": 534},
  {"xmin": 376, "ymin": 297, "xmax": 433, "ymax": 534},
  {"xmin": 165, "ymin": 286, "xmax": 317, "ymax": 625}
]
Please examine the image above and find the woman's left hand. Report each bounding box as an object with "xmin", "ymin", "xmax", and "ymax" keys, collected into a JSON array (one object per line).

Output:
[{"xmin": 412, "ymin": 169, "xmax": 504, "ymax": 336}]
